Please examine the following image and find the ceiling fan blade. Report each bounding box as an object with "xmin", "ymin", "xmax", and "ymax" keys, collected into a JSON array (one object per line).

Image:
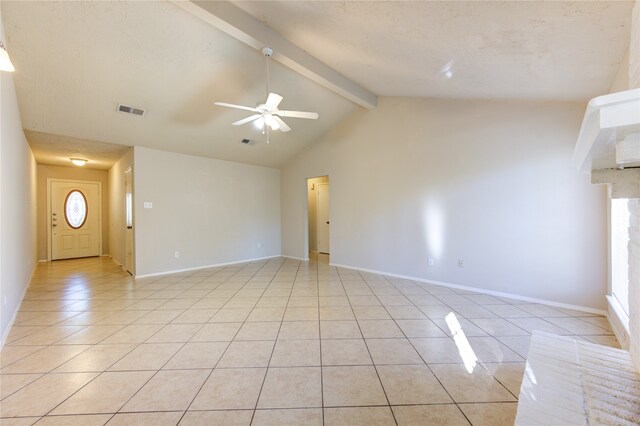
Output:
[
  {"xmin": 232, "ymin": 114, "xmax": 262, "ymax": 126},
  {"xmin": 272, "ymin": 116, "xmax": 291, "ymax": 132},
  {"xmin": 214, "ymin": 102, "xmax": 259, "ymax": 112},
  {"xmin": 276, "ymin": 110, "xmax": 319, "ymax": 119},
  {"xmin": 265, "ymin": 93, "xmax": 283, "ymax": 109}
]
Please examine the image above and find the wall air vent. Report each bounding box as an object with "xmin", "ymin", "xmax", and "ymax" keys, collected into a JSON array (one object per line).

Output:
[
  {"xmin": 241, "ymin": 138, "xmax": 255, "ymax": 145},
  {"xmin": 116, "ymin": 104, "xmax": 145, "ymax": 116}
]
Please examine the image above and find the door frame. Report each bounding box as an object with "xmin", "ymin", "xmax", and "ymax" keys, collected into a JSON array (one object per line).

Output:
[
  {"xmin": 124, "ymin": 167, "xmax": 134, "ymax": 275},
  {"xmin": 47, "ymin": 178, "xmax": 103, "ymax": 261},
  {"xmin": 305, "ymin": 175, "xmax": 329, "ymax": 259}
]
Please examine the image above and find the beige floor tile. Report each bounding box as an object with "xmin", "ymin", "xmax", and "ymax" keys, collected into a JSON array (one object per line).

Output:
[
  {"xmin": 51, "ymin": 371, "xmax": 153, "ymax": 414},
  {"xmin": 0, "ymin": 345, "xmax": 46, "ymax": 368},
  {"xmin": 277, "ymin": 321, "xmax": 319, "ymax": 340},
  {"xmin": 352, "ymin": 306, "xmax": 390, "ymax": 320},
  {"xmin": 324, "ymin": 407, "xmax": 395, "ymax": 426},
  {"xmin": 396, "ymin": 319, "xmax": 448, "ymax": 338},
  {"xmin": 253, "ymin": 408, "xmax": 322, "ymax": 426},
  {"xmin": 145, "ymin": 323, "xmax": 203, "ymax": 343},
  {"xmin": 459, "ymin": 402, "xmax": 518, "ymax": 426},
  {"xmin": 320, "ymin": 321, "xmax": 362, "ymax": 339},
  {"xmin": 171, "ymin": 309, "xmax": 218, "ymax": 324},
  {"xmin": 481, "ymin": 362, "xmax": 525, "ymax": 395},
  {"xmin": 283, "ymin": 307, "xmax": 319, "ymax": 321},
  {"xmin": 429, "ymin": 363, "xmax": 516, "ymax": 403},
  {"xmin": 217, "ymin": 341, "xmax": 275, "ymax": 368},
  {"xmin": 322, "ymin": 366, "xmax": 387, "ymax": 407},
  {"xmin": 35, "ymin": 414, "xmax": 112, "ymax": 425},
  {"xmin": 98, "ymin": 311, "xmax": 151, "ymax": 325},
  {"xmin": 0, "ymin": 373, "xmax": 43, "ymax": 399},
  {"xmin": 377, "ymin": 365, "xmax": 452, "ymax": 405},
  {"xmin": 189, "ymin": 368, "xmax": 266, "ymax": 410},
  {"xmin": 411, "ymin": 337, "xmax": 465, "ymax": 363},
  {"xmin": 246, "ymin": 307, "xmax": 286, "ymax": 322},
  {"xmin": 179, "ymin": 410, "xmax": 253, "ymax": 425},
  {"xmin": 257, "ymin": 367, "xmax": 322, "ymax": 408},
  {"xmin": 0, "ymin": 372, "xmax": 97, "ymax": 417},
  {"xmin": 109, "ymin": 343, "xmax": 183, "ymax": 371},
  {"xmin": 432, "ymin": 318, "xmax": 489, "ymax": 337},
  {"xmin": 319, "ymin": 307, "xmax": 355, "ymax": 321},
  {"xmin": 11, "ymin": 326, "xmax": 86, "ymax": 346},
  {"xmin": 2, "ymin": 345, "xmax": 91, "ymax": 374},
  {"xmin": 495, "ymin": 335, "xmax": 531, "ymax": 358},
  {"xmin": 0, "ymin": 417, "xmax": 40, "ymax": 425},
  {"xmin": 235, "ymin": 322, "xmax": 281, "ymax": 341},
  {"xmin": 347, "ymin": 295, "xmax": 382, "ymax": 306},
  {"xmin": 270, "ymin": 340, "xmax": 321, "ymax": 367},
  {"xmin": 393, "ymin": 404, "xmax": 471, "ymax": 425},
  {"xmin": 470, "ymin": 318, "xmax": 530, "ymax": 336},
  {"xmin": 121, "ymin": 369, "xmax": 209, "ymax": 412},
  {"xmin": 357, "ymin": 320, "xmax": 404, "ymax": 338},
  {"xmin": 365, "ymin": 338, "xmax": 423, "ymax": 365},
  {"xmin": 465, "ymin": 337, "xmax": 524, "ymax": 363},
  {"xmin": 101, "ymin": 324, "xmax": 164, "ymax": 344},
  {"xmin": 54, "ymin": 344, "xmax": 136, "ymax": 372},
  {"xmin": 288, "ymin": 297, "xmax": 319, "ymax": 307},
  {"xmin": 157, "ymin": 298, "xmax": 199, "ymax": 310},
  {"xmin": 210, "ymin": 308, "xmax": 252, "ymax": 322},
  {"xmin": 386, "ymin": 305, "xmax": 427, "ymax": 320},
  {"xmin": 321, "ymin": 339, "xmax": 372, "ymax": 365},
  {"xmin": 163, "ymin": 341, "xmax": 229, "ymax": 369},
  {"xmin": 190, "ymin": 322, "xmax": 242, "ymax": 341},
  {"xmin": 319, "ymin": 296, "xmax": 350, "ymax": 307},
  {"xmin": 107, "ymin": 411, "xmax": 184, "ymax": 425},
  {"xmin": 55, "ymin": 325, "xmax": 125, "ymax": 345}
]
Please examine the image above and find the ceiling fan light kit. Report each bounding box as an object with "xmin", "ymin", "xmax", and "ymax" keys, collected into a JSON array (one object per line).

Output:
[{"xmin": 214, "ymin": 47, "xmax": 318, "ymax": 143}]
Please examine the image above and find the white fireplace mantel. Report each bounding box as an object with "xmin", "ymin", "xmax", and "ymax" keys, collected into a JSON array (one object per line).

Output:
[{"xmin": 573, "ymin": 88, "xmax": 640, "ymax": 175}]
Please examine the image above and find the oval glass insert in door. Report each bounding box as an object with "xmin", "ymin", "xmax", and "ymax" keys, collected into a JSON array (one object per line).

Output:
[{"xmin": 64, "ymin": 190, "xmax": 88, "ymax": 229}]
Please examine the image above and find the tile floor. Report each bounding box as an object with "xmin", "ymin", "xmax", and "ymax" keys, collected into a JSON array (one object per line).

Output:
[{"xmin": 0, "ymin": 254, "xmax": 618, "ymax": 425}]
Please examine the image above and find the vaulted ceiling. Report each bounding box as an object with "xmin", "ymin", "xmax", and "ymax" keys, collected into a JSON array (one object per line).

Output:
[{"xmin": 1, "ymin": 1, "xmax": 632, "ymax": 169}]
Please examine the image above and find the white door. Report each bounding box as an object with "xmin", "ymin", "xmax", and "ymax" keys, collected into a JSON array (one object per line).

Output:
[
  {"xmin": 124, "ymin": 168, "xmax": 134, "ymax": 274},
  {"xmin": 50, "ymin": 180, "xmax": 101, "ymax": 260},
  {"xmin": 317, "ymin": 183, "xmax": 330, "ymax": 254}
]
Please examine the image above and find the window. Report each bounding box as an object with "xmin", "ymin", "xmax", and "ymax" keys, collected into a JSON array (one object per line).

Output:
[
  {"xmin": 611, "ymin": 198, "xmax": 630, "ymax": 317},
  {"xmin": 64, "ymin": 190, "xmax": 88, "ymax": 229}
]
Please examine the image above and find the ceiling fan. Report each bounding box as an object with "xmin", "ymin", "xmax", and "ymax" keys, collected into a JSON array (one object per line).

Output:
[{"xmin": 214, "ymin": 47, "xmax": 318, "ymax": 143}]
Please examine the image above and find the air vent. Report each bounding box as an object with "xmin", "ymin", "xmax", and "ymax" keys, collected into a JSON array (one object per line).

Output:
[
  {"xmin": 116, "ymin": 104, "xmax": 145, "ymax": 116},
  {"xmin": 241, "ymin": 138, "xmax": 255, "ymax": 145}
]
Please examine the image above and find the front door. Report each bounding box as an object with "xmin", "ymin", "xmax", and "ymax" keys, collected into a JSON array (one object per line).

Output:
[{"xmin": 50, "ymin": 180, "xmax": 101, "ymax": 260}]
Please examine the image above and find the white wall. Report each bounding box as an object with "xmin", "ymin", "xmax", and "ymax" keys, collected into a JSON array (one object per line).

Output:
[
  {"xmin": 108, "ymin": 148, "xmax": 133, "ymax": 268},
  {"xmin": 133, "ymin": 146, "xmax": 280, "ymax": 276},
  {"xmin": 0, "ymin": 8, "xmax": 37, "ymax": 343},
  {"xmin": 281, "ymin": 97, "xmax": 607, "ymax": 310},
  {"xmin": 36, "ymin": 164, "xmax": 109, "ymax": 260}
]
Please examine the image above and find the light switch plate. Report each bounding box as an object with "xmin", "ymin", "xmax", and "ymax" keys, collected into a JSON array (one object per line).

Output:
[{"xmin": 144, "ymin": 202, "xmax": 153, "ymax": 209}]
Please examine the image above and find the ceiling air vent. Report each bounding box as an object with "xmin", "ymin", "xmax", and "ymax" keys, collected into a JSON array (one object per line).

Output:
[
  {"xmin": 116, "ymin": 104, "xmax": 145, "ymax": 116},
  {"xmin": 241, "ymin": 138, "xmax": 255, "ymax": 145}
]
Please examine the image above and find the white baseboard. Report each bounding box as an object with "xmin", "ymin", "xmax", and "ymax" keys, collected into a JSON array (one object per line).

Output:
[
  {"xmin": 329, "ymin": 262, "xmax": 607, "ymax": 316},
  {"xmin": 282, "ymin": 255, "xmax": 309, "ymax": 261},
  {"xmin": 606, "ymin": 295, "xmax": 630, "ymax": 349},
  {"xmin": 134, "ymin": 255, "xmax": 283, "ymax": 278},
  {"xmin": 1, "ymin": 265, "xmax": 36, "ymax": 349}
]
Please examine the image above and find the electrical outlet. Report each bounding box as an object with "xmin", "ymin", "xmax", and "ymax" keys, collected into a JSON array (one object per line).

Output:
[
  {"xmin": 458, "ymin": 259, "xmax": 464, "ymax": 268},
  {"xmin": 174, "ymin": 251, "xmax": 180, "ymax": 258},
  {"xmin": 428, "ymin": 258, "xmax": 435, "ymax": 266}
]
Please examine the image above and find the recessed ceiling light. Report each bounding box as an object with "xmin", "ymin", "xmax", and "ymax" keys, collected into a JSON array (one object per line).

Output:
[{"xmin": 70, "ymin": 158, "xmax": 88, "ymax": 166}]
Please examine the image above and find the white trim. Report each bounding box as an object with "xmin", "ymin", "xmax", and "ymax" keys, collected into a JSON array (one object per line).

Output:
[
  {"xmin": 47, "ymin": 178, "xmax": 103, "ymax": 261},
  {"xmin": 329, "ymin": 262, "xmax": 607, "ymax": 316},
  {"xmin": 0, "ymin": 266, "xmax": 35, "ymax": 349},
  {"xmin": 134, "ymin": 255, "xmax": 282, "ymax": 278},
  {"xmin": 282, "ymin": 255, "xmax": 309, "ymax": 261},
  {"xmin": 607, "ymin": 294, "xmax": 630, "ymax": 349}
]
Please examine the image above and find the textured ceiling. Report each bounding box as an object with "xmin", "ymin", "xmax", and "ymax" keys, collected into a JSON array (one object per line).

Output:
[
  {"xmin": 25, "ymin": 131, "xmax": 130, "ymax": 170},
  {"xmin": 1, "ymin": 1, "xmax": 356, "ymax": 168},
  {"xmin": 235, "ymin": 0, "xmax": 632, "ymax": 100},
  {"xmin": 1, "ymin": 1, "xmax": 633, "ymax": 170}
]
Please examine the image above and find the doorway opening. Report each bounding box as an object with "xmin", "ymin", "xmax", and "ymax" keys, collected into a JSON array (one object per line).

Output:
[{"xmin": 307, "ymin": 176, "xmax": 330, "ymax": 262}]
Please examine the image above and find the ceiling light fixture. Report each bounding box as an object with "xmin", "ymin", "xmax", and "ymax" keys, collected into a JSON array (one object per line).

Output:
[
  {"xmin": 0, "ymin": 41, "xmax": 15, "ymax": 72},
  {"xmin": 70, "ymin": 158, "xmax": 88, "ymax": 167}
]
